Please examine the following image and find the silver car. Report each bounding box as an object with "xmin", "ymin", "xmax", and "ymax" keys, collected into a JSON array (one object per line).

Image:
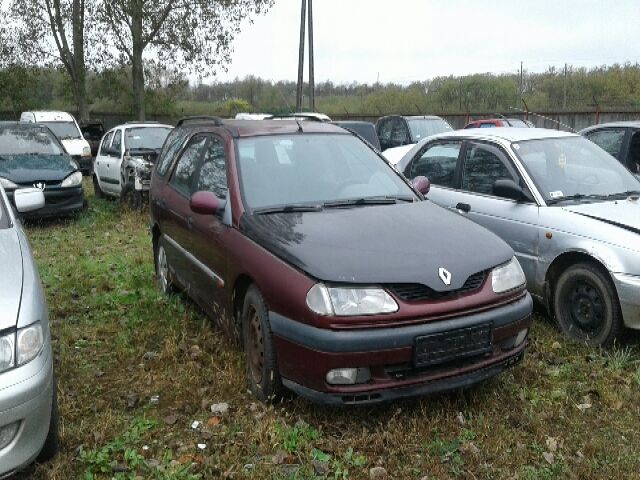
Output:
[
  {"xmin": 0, "ymin": 186, "xmax": 59, "ymax": 476},
  {"xmin": 397, "ymin": 128, "xmax": 640, "ymax": 346}
]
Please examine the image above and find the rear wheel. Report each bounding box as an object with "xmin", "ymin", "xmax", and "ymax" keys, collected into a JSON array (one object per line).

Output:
[
  {"xmin": 92, "ymin": 175, "xmax": 104, "ymax": 199},
  {"xmin": 242, "ymin": 285, "xmax": 284, "ymax": 402},
  {"xmin": 553, "ymin": 262, "xmax": 622, "ymax": 346},
  {"xmin": 154, "ymin": 237, "xmax": 175, "ymax": 294},
  {"xmin": 121, "ymin": 182, "xmax": 143, "ymax": 210},
  {"xmin": 37, "ymin": 380, "xmax": 59, "ymax": 462}
]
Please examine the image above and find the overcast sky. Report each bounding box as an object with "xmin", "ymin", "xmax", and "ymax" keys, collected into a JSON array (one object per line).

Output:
[{"xmin": 210, "ymin": 0, "xmax": 640, "ymax": 84}]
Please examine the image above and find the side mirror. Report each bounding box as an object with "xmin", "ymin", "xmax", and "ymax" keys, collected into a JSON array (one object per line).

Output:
[
  {"xmin": 412, "ymin": 175, "xmax": 431, "ymax": 195},
  {"xmin": 190, "ymin": 191, "xmax": 220, "ymax": 215},
  {"xmin": 14, "ymin": 188, "xmax": 45, "ymax": 213},
  {"xmin": 493, "ymin": 179, "xmax": 528, "ymax": 202}
]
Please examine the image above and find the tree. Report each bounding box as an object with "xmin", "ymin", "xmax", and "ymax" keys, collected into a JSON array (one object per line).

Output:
[
  {"xmin": 7, "ymin": 0, "xmax": 100, "ymax": 122},
  {"xmin": 99, "ymin": 0, "xmax": 273, "ymax": 120}
]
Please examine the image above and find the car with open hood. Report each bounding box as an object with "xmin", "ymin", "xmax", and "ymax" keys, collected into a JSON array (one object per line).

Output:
[
  {"xmin": 0, "ymin": 122, "xmax": 85, "ymax": 218},
  {"xmin": 149, "ymin": 118, "xmax": 532, "ymax": 405},
  {"xmin": 93, "ymin": 122, "xmax": 172, "ymax": 209},
  {"xmin": 397, "ymin": 128, "xmax": 640, "ymax": 346},
  {"xmin": 0, "ymin": 184, "xmax": 59, "ymax": 476}
]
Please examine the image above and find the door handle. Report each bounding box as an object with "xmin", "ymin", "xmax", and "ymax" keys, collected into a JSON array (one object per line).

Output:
[{"xmin": 456, "ymin": 202, "xmax": 471, "ymax": 213}]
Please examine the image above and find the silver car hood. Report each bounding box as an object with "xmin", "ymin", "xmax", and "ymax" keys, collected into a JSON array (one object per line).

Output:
[
  {"xmin": 0, "ymin": 228, "xmax": 23, "ymax": 330},
  {"xmin": 562, "ymin": 199, "xmax": 640, "ymax": 235}
]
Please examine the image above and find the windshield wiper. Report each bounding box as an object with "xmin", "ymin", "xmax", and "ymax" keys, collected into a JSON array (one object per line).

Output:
[
  {"xmin": 254, "ymin": 204, "xmax": 323, "ymax": 215},
  {"xmin": 323, "ymin": 195, "xmax": 414, "ymax": 208},
  {"xmin": 547, "ymin": 193, "xmax": 608, "ymax": 205},
  {"xmin": 604, "ymin": 190, "xmax": 640, "ymax": 199}
]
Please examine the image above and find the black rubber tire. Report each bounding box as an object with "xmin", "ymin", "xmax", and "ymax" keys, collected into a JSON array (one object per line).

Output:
[
  {"xmin": 121, "ymin": 182, "xmax": 143, "ymax": 210},
  {"xmin": 553, "ymin": 262, "xmax": 623, "ymax": 346},
  {"xmin": 154, "ymin": 236, "xmax": 176, "ymax": 294},
  {"xmin": 37, "ymin": 380, "xmax": 59, "ymax": 462},
  {"xmin": 92, "ymin": 175, "xmax": 104, "ymax": 199},
  {"xmin": 242, "ymin": 285, "xmax": 284, "ymax": 403}
]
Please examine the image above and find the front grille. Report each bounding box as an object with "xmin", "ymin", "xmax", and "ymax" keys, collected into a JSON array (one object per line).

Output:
[
  {"xmin": 17, "ymin": 180, "xmax": 62, "ymax": 188},
  {"xmin": 387, "ymin": 271, "xmax": 487, "ymax": 302}
]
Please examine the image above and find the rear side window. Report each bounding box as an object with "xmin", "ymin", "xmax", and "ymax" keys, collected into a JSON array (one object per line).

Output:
[
  {"xmin": 585, "ymin": 128, "xmax": 626, "ymax": 159},
  {"xmin": 461, "ymin": 144, "xmax": 515, "ymax": 196},
  {"xmin": 156, "ymin": 129, "xmax": 186, "ymax": 177},
  {"xmin": 100, "ymin": 132, "xmax": 114, "ymax": 155},
  {"xmin": 112, "ymin": 130, "xmax": 122, "ymax": 154},
  {"xmin": 407, "ymin": 142, "xmax": 460, "ymax": 187},
  {"xmin": 169, "ymin": 135, "xmax": 209, "ymax": 196}
]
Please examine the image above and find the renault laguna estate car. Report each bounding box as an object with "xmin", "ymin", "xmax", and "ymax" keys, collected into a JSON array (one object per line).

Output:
[
  {"xmin": 149, "ymin": 118, "xmax": 533, "ymax": 405},
  {"xmin": 0, "ymin": 122, "xmax": 85, "ymax": 217},
  {"xmin": 0, "ymin": 185, "xmax": 59, "ymax": 476},
  {"xmin": 397, "ymin": 128, "xmax": 640, "ymax": 346}
]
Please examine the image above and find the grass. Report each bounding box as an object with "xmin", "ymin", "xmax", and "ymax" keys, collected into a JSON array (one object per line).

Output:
[{"xmin": 19, "ymin": 179, "xmax": 640, "ymax": 479}]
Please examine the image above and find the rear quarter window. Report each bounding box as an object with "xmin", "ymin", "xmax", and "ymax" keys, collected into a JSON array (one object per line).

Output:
[{"xmin": 156, "ymin": 129, "xmax": 186, "ymax": 177}]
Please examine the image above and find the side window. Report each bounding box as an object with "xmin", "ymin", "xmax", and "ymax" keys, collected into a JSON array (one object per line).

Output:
[
  {"xmin": 195, "ymin": 136, "xmax": 228, "ymax": 199},
  {"xmin": 169, "ymin": 135, "xmax": 209, "ymax": 196},
  {"xmin": 461, "ymin": 144, "xmax": 515, "ymax": 196},
  {"xmin": 379, "ymin": 120, "xmax": 392, "ymax": 142},
  {"xmin": 111, "ymin": 129, "xmax": 122, "ymax": 155},
  {"xmin": 99, "ymin": 132, "xmax": 114, "ymax": 155},
  {"xmin": 157, "ymin": 129, "xmax": 185, "ymax": 177},
  {"xmin": 628, "ymin": 131, "xmax": 640, "ymax": 173},
  {"xmin": 585, "ymin": 129, "xmax": 626, "ymax": 159},
  {"xmin": 407, "ymin": 142, "xmax": 461, "ymax": 187},
  {"xmin": 391, "ymin": 119, "xmax": 409, "ymax": 145}
]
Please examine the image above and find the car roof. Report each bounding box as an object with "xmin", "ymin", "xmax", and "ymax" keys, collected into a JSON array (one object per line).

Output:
[
  {"xmin": 433, "ymin": 127, "xmax": 577, "ymax": 142},
  {"xmin": 333, "ymin": 120, "xmax": 375, "ymax": 127},
  {"xmin": 580, "ymin": 121, "xmax": 640, "ymax": 133},
  {"xmin": 178, "ymin": 119, "xmax": 349, "ymax": 138},
  {"xmin": 381, "ymin": 115, "xmax": 445, "ymax": 121},
  {"xmin": 22, "ymin": 111, "xmax": 75, "ymax": 122},
  {"xmin": 119, "ymin": 123, "xmax": 173, "ymax": 129}
]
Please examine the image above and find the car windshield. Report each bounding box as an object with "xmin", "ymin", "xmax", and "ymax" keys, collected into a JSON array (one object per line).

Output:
[
  {"xmin": 125, "ymin": 127, "xmax": 172, "ymax": 150},
  {"xmin": 237, "ymin": 134, "xmax": 417, "ymax": 210},
  {"xmin": 513, "ymin": 136, "xmax": 640, "ymax": 203},
  {"xmin": 407, "ymin": 118, "xmax": 452, "ymax": 141},
  {"xmin": 0, "ymin": 126, "xmax": 64, "ymax": 156},
  {"xmin": 40, "ymin": 121, "xmax": 82, "ymax": 140}
]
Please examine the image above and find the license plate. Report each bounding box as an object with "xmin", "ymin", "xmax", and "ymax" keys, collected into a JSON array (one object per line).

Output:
[{"xmin": 414, "ymin": 323, "xmax": 493, "ymax": 367}]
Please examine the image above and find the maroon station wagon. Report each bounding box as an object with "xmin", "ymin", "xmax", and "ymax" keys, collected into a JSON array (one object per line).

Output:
[{"xmin": 149, "ymin": 117, "xmax": 533, "ymax": 405}]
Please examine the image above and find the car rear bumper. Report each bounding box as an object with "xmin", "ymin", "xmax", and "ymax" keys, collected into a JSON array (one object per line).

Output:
[
  {"xmin": 613, "ymin": 273, "xmax": 640, "ymax": 329},
  {"xmin": 8, "ymin": 187, "xmax": 84, "ymax": 218},
  {"xmin": 271, "ymin": 293, "xmax": 533, "ymax": 405},
  {"xmin": 0, "ymin": 345, "xmax": 54, "ymax": 476}
]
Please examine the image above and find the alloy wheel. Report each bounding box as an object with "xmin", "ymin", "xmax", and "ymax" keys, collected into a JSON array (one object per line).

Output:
[{"xmin": 246, "ymin": 306, "xmax": 264, "ymax": 385}]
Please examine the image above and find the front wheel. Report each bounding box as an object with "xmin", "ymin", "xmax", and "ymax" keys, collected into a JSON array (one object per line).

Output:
[
  {"xmin": 121, "ymin": 182, "xmax": 143, "ymax": 210},
  {"xmin": 553, "ymin": 263, "xmax": 622, "ymax": 346},
  {"xmin": 242, "ymin": 285, "xmax": 284, "ymax": 403},
  {"xmin": 154, "ymin": 237, "xmax": 175, "ymax": 295},
  {"xmin": 37, "ymin": 379, "xmax": 59, "ymax": 462}
]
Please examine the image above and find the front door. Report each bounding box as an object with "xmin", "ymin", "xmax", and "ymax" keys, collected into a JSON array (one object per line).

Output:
[{"xmin": 103, "ymin": 128, "xmax": 124, "ymax": 195}]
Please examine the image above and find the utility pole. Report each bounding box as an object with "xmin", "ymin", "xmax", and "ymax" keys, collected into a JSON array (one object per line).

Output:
[
  {"xmin": 295, "ymin": 0, "xmax": 307, "ymax": 111},
  {"xmin": 308, "ymin": 0, "xmax": 315, "ymax": 111},
  {"xmin": 563, "ymin": 63, "xmax": 568, "ymax": 109},
  {"xmin": 519, "ymin": 61, "xmax": 523, "ymax": 101}
]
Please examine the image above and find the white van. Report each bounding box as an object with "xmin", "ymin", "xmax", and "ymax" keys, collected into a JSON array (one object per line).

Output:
[{"xmin": 20, "ymin": 111, "xmax": 93, "ymax": 175}]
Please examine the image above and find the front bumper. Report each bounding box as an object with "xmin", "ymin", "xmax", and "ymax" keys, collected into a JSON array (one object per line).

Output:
[
  {"xmin": 271, "ymin": 293, "xmax": 533, "ymax": 405},
  {"xmin": 612, "ymin": 273, "xmax": 640, "ymax": 329},
  {"xmin": 0, "ymin": 344, "xmax": 54, "ymax": 476},
  {"xmin": 8, "ymin": 186, "xmax": 84, "ymax": 218}
]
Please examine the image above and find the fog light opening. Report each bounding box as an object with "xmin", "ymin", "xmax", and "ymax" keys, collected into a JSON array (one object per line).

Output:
[
  {"xmin": 0, "ymin": 421, "xmax": 20, "ymax": 450},
  {"xmin": 514, "ymin": 328, "xmax": 528, "ymax": 347},
  {"xmin": 326, "ymin": 367, "xmax": 371, "ymax": 386}
]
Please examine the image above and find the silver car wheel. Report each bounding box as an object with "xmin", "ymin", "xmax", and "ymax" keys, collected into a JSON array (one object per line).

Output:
[{"xmin": 157, "ymin": 244, "xmax": 169, "ymax": 293}]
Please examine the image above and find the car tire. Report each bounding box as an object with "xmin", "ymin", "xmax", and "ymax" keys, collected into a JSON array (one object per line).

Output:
[
  {"xmin": 121, "ymin": 182, "xmax": 143, "ymax": 210},
  {"xmin": 553, "ymin": 262, "xmax": 622, "ymax": 346},
  {"xmin": 37, "ymin": 380, "xmax": 59, "ymax": 462},
  {"xmin": 242, "ymin": 285, "xmax": 284, "ymax": 403},
  {"xmin": 93, "ymin": 175, "xmax": 104, "ymax": 199},
  {"xmin": 154, "ymin": 236, "xmax": 175, "ymax": 294}
]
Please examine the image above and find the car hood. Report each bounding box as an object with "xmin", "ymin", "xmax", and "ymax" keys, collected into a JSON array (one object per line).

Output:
[
  {"xmin": 61, "ymin": 138, "xmax": 90, "ymax": 156},
  {"xmin": 0, "ymin": 228, "xmax": 23, "ymax": 330},
  {"xmin": 0, "ymin": 154, "xmax": 77, "ymax": 183},
  {"xmin": 562, "ymin": 199, "xmax": 640, "ymax": 235},
  {"xmin": 239, "ymin": 201, "xmax": 513, "ymax": 291},
  {"xmin": 382, "ymin": 144, "xmax": 416, "ymax": 165}
]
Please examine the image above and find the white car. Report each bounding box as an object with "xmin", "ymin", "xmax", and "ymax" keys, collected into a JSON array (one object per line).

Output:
[
  {"xmin": 93, "ymin": 122, "xmax": 173, "ymax": 208},
  {"xmin": 382, "ymin": 144, "xmax": 415, "ymax": 166},
  {"xmin": 20, "ymin": 111, "xmax": 93, "ymax": 175}
]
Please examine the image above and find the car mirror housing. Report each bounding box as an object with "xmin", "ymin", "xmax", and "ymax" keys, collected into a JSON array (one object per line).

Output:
[
  {"xmin": 412, "ymin": 175, "xmax": 431, "ymax": 195},
  {"xmin": 493, "ymin": 179, "xmax": 528, "ymax": 202},
  {"xmin": 14, "ymin": 188, "xmax": 45, "ymax": 213},
  {"xmin": 190, "ymin": 191, "xmax": 221, "ymax": 215}
]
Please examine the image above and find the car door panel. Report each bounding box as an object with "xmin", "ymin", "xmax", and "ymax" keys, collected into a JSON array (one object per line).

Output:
[
  {"xmin": 103, "ymin": 129, "xmax": 123, "ymax": 194},
  {"xmin": 95, "ymin": 131, "xmax": 114, "ymax": 189}
]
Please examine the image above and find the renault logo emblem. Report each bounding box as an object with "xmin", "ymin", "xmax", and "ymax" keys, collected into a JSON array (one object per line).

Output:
[
  {"xmin": 439, "ymin": 267, "xmax": 452, "ymax": 286},
  {"xmin": 34, "ymin": 182, "xmax": 45, "ymax": 191}
]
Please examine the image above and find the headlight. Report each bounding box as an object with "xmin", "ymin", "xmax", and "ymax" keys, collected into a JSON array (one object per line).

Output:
[
  {"xmin": 491, "ymin": 257, "xmax": 526, "ymax": 294},
  {"xmin": 306, "ymin": 284, "xmax": 398, "ymax": 316},
  {"xmin": 17, "ymin": 323, "xmax": 44, "ymax": 366},
  {"xmin": 82, "ymin": 146, "xmax": 91, "ymax": 157},
  {"xmin": 0, "ymin": 334, "xmax": 15, "ymax": 373},
  {"xmin": 0, "ymin": 177, "xmax": 18, "ymax": 190},
  {"xmin": 61, "ymin": 171, "xmax": 83, "ymax": 188}
]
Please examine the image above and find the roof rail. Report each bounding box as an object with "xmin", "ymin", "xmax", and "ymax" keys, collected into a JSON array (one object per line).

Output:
[{"xmin": 176, "ymin": 116, "xmax": 225, "ymax": 127}]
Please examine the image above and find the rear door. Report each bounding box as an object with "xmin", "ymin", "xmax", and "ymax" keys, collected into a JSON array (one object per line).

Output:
[{"xmin": 103, "ymin": 128, "xmax": 124, "ymax": 194}]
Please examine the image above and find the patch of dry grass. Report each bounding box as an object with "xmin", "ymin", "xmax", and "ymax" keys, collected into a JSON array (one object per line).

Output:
[{"xmin": 20, "ymin": 180, "xmax": 640, "ymax": 479}]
